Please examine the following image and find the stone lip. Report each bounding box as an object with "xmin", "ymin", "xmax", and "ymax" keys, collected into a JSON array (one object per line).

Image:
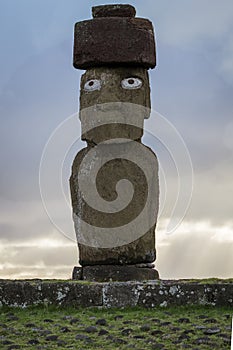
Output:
[
  {"xmin": 92, "ymin": 4, "xmax": 136, "ymax": 18},
  {"xmin": 0, "ymin": 279, "xmax": 232, "ymax": 308}
]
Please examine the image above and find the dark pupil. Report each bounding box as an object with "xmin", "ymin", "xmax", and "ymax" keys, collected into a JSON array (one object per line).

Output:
[
  {"xmin": 88, "ymin": 81, "xmax": 94, "ymax": 86},
  {"xmin": 128, "ymin": 79, "xmax": 135, "ymax": 85}
]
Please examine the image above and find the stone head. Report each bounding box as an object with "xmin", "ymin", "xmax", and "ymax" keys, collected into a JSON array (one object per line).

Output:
[{"xmin": 73, "ymin": 4, "xmax": 156, "ymax": 144}]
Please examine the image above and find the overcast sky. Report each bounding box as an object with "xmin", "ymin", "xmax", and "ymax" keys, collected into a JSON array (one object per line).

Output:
[{"xmin": 0, "ymin": 0, "xmax": 233, "ymax": 279}]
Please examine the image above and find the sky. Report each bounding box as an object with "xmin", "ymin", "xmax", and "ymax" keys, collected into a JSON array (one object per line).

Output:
[{"xmin": 0, "ymin": 0, "xmax": 233, "ymax": 279}]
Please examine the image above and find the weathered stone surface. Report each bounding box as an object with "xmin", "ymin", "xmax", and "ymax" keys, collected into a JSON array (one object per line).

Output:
[
  {"xmin": 0, "ymin": 280, "xmax": 102, "ymax": 308},
  {"xmin": 79, "ymin": 265, "xmax": 159, "ymax": 282},
  {"xmin": 79, "ymin": 67, "xmax": 151, "ymax": 143},
  {"xmin": 73, "ymin": 17, "xmax": 156, "ymax": 69},
  {"xmin": 103, "ymin": 281, "xmax": 233, "ymax": 308},
  {"xmin": 70, "ymin": 142, "xmax": 159, "ymax": 265},
  {"xmin": 103, "ymin": 282, "xmax": 141, "ymax": 307},
  {"xmin": 92, "ymin": 5, "xmax": 136, "ymax": 18},
  {"xmin": 71, "ymin": 5, "xmax": 158, "ymax": 280},
  {"xmin": 77, "ymin": 230, "xmax": 156, "ymax": 266},
  {"xmin": 0, "ymin": 280, "xmax": 232, "ymax": 308},
  {"xmin": 72, "ymin": 266, "xmax": 82, "ymax": 280}
]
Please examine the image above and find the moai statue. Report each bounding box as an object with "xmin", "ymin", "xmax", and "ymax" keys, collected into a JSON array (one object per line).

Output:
[{"xmin": 70, "ymin": 4, "xmax": 159, "ymax": 281}]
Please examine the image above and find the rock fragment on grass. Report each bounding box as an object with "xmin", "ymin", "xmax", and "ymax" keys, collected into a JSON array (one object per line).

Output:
[
  {"xmin": 45, "ymin": 334, "xmax": 58, "ymax": 341},
  {"xmin": 96, "ymin": 318, "xmax": 107, "ymax": 326},
  {"xmin": 84, "ymin": 325, "xmax": 98, "ymax": 333},
  {"xmin": 203, "ymin": 327, "xmax": 221, "ymax": 335}
]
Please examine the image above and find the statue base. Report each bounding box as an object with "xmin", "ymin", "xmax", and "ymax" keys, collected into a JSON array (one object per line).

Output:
[{"xmin": 72, "ymin": 264, "xmax": 159, "ymax": 282}]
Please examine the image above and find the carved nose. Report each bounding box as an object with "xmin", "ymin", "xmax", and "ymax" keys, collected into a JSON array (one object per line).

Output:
[{"xmin": 94, "ymin": 88, "xmax": 121, "ymax": 105}]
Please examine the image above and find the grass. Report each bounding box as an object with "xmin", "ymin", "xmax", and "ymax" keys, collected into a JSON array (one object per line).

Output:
[
  {"xmin": 175, "ymin": 278, "xmax": 233, "ymax": 284},
  {"xmin": 0, "ymin": 305, "xmax": 232, "ymax": 349}
]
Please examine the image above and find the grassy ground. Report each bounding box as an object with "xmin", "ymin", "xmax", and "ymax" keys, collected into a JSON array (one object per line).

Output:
[{"xmin": 0, "ymin": 305, "xmax": 232, "ymax": 349}]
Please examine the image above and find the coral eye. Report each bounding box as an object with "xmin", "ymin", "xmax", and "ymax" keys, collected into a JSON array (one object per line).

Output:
[
  {"xmin": 121, "ymin": 77, "xmax": 142, "ymax": 89},
  {"xmin": 84, "ymin": 79, "xmax": 102, "ymax": 91}
]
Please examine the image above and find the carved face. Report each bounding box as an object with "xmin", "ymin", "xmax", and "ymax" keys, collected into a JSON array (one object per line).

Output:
[
  {"xmin": 79, "ymin": 67, "xmax": 151, "ymax": 144},
  {"xmin": 80, "ymin": 67, "xmax": 150, "ymax": 110}
]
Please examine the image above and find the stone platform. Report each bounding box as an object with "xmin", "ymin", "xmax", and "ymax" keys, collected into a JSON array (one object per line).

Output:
[
  {"xmin": 72, "ymin": 264, "xmax": 159, "ymax": 282},
  {"xmin": 0, "ymin": 279, "xmax": 232, "ymax": 308}
]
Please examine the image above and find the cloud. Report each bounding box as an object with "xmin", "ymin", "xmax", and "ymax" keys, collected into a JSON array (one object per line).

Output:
[
  {"xmin": 187, "ymin": 160, "xmax": 233, "ymax": 224},
  {"xmin": 0, "ymin": 234, "xmax": 77, "ymax": 279},
  {"xmin": 0, "ymin": 197, "xmax": 75, "ymax": 249},
  {"xmin": 156, "ymin": 219, "xmax": 233, "ymax": 279},
  {"xmin": 1, "ymin": 219, "xmax": 232, "ymax": 279},
  {"xmin": 148, "ymin": 0, "xmax": 233, "ymax": 46},
  {"xmin": 218, "ymin": 36, "xmax": 233, "ymax": 84}
]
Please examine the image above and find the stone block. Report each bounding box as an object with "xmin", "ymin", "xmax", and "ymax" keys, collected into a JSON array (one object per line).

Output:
[
  {"xmin": 0, "ymin": 280, "xmax": 103, "ymax": 308},
  {"xmin": 72, "ymin": 266, "xmax": 82, "ymax": 280},
  {"xmin": 73, "ymin": 17, "xmax": 156, "ymax": 69},
  {"xmin": 92, "ymin": 4, "xmax": 136, "ymax": 18},
  {"xmin": 79, "ymin": 67, "xmax": 151, "ymax": 144},
  {"xmin": 70, "ymin": 142, "xmax": 159, "ymax": 265},
  {"xmin": 81, "ymin": 265, "xmax": 159, "ymax": 282},
  {"xmin": 0, "ymin": 280, "xmax": 232, "ymax": 308}
]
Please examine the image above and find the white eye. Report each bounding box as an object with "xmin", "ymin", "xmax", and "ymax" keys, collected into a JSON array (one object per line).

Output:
[
  {"xmin": 84, "ymin": 79, "xmax": 102, "ymax": 91},
  {"xmin": 121, "ymin": 77, "xmax": 142, "ymax": 90}
]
